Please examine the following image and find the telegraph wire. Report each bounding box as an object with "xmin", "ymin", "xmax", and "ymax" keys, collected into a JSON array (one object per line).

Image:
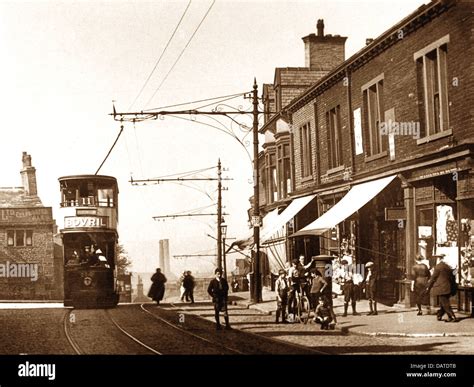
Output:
[
  {"xmin": 128, "ymin": 0, "xmax": 192, "ymax": 110},
  {"xmin": 144, "ymin": 0, "xmax": 216, "ymax": 108}
]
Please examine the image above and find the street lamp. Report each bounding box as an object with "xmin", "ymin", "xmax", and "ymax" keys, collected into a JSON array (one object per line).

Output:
[{"xmin": 221, "ymin": 220, "xmax": 228, "ymax": 278}]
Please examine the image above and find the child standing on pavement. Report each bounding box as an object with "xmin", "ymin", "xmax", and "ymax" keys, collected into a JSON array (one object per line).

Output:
[{"xmin": 275, "ymin": 269, "xmax": 289, "ymax": 324}]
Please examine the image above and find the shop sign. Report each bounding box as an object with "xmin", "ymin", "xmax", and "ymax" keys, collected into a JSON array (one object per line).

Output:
[{"xmin": 385, "ymin": 207, "xmax": 406, "ymax": 221}]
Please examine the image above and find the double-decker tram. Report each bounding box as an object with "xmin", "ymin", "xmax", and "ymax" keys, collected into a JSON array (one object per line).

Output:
[{"xmin": 59, "ymin": 175, "xmax": 120, "ymax": 308}]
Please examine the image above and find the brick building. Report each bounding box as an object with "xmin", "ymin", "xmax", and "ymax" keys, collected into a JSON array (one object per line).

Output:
[
  {"xmin": 0, "ymin": 153, "xmax": 61, "ymax": 300},
  {"xmin": 254, "ymin": 0, "xmax": 473, "ymax": 306},
  {"xmin": 254, "ymin": 20, "xmax": 347, "ymax": 279}
]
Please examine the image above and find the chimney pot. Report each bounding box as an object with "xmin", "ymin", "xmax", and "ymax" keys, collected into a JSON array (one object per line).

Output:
[{"xmin": 317, "ymin": 19, "xmax": 324, "ymax": 37}]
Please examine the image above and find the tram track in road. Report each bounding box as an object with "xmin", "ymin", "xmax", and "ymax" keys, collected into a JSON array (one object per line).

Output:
[
  {"xmin": 105, "ymin": 309, "xmax": 162, "ymax": 354},
  {"xmin": 62, "ymin": 308, "xmax": 159, "ymax": 355},
  {"xmin": 63, "ymin": 309, "xmax": 84, "ymax": 355},
  {"xmin": 144, "ymin": 303, "xmax": 327, "ymax": 354},
  {"xmin": 109, "ymin": 305, "xmax": 239, "ymax": 354},
  {"xmin": 139, "ymin": 304, "xmax": 244, "ymax": 354}
]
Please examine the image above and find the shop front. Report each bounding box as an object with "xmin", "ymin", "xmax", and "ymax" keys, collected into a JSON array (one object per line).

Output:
[{"xmin": 401, "ymin": 159, "xmax": 474, "ymax": 313}]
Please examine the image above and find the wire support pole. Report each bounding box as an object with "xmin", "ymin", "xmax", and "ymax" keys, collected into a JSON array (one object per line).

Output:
[
  {"xmin": 217, "ymin": 159, "xmax": 222, "ymax": 272},
  {"xmin": 252, "ymin": 78, "xmax": 262, "ymax": 303}
]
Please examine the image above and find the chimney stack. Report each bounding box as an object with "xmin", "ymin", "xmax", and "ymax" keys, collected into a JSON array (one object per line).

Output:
[
  {"xmin": 302, "ymin": 19, "xmax": 347, "ymax": 72},
  {"xmin": 317, "ymin": 19, "xmax": 324, "ymax": 37},
  {"xmin": 366, "ymin": 38, "xmax": 374, "ymax": 45},
  {"xmin": 20, "ymin": 152, "xmax": 38, "ymax": 197}
]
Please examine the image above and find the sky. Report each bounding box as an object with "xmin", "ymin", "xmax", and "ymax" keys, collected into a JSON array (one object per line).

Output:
[{"xmin": 0, "ymin": 0, "xmax": 427, "ymax": 277}]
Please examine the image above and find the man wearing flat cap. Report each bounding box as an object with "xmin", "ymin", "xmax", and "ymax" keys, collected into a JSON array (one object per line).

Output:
[{"xmin": 208, "ymin": 268, "xmax": 231, "ymax": 330}]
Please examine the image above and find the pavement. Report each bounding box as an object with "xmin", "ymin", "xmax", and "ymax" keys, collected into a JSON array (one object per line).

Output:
[{"xmin": 227, "ymin": 288, "xmax": 474, "ymax": 338}]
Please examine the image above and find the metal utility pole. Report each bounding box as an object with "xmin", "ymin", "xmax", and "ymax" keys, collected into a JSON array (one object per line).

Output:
[
  {"xmin": 252, "ymin": 79, "xmax": 262, "ymax": 303},
  {"xmin": 217, "ymin": 159, "xmax": 222, "ymax": 272},
  {"xmin": 113, "ymin": 80, "xmax": 264, "ymax": 302}
]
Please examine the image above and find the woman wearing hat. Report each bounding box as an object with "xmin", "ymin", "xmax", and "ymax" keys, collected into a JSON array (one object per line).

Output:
[{"xmin": 411, "ymin": 255, "xmax": 431, "ymax": 316}]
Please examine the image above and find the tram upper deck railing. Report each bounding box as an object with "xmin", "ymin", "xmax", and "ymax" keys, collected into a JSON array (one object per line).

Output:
[{"xmin": 60, "ymin": 196, "xmax": 115, "ymax": 208}]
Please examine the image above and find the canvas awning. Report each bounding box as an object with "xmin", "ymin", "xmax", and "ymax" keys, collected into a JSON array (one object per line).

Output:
[
  {"xmin": 291, "ymin": 175, "xmax": 397, "ymax": 237},
  {"xmin": 232, "ymin": 194, "xmax": 315, "ymax": 250},
  {"xmin": 261, "ymin": 194, "xmax": 316, "ymax": 243}
]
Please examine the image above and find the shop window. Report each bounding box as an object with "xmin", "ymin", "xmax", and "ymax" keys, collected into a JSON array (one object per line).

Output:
[
  {"xmin": 459, "ymin": 199, "xmax": 474, "ymax": 286},
  {"xmin": 7, "ymin": 230, "xmax": 33, "ymax": 247},
  {"xmin": 416, "ymin": 203, "xmax": 458, "ymax": 269}
]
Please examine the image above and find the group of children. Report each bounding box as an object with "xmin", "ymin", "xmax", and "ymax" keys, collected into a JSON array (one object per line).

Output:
[
  {"xmin": 275, "ymin": 257, "xmax": 376, "ymax": 330},
  {"xmin": 274, "ymin": 261, "xmax": 336, "ymax": 330}
]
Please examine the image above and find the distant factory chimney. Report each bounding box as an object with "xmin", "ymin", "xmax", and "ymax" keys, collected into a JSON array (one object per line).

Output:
[{"xmin": 159, "ymin": 239, "xmax": 170, "ymax": 276}]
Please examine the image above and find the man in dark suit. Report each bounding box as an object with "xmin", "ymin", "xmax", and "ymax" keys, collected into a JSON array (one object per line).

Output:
[
  {"xmin": 426, "ymin": 255, "xmax": 458, "ymax": 322},
  {"xmin": 207, "ymin": 268, "xmax": 231, "ymax": 330}
]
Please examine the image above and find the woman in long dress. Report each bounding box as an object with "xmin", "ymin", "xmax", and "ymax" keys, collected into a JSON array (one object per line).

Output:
[
  {"xmin": 148, "ymin": 268, "xmax": 167, "ymax": 305},
  {"xmin": 411, "ymin": 255, "xmax": 431, "ymax": 315}
]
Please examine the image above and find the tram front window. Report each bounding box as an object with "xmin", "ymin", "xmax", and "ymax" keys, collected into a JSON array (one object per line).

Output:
[{"xmin": 98, "ymin": 188, "xmax": 114, "ymax": 207}]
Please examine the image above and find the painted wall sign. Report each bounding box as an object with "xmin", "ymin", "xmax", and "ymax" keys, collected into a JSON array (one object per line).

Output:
[{"xmin": 0, "ymin": 208, "xmax": 52, "ymax": 224}]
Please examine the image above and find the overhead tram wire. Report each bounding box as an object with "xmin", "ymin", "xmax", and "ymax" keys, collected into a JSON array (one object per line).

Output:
[
  {"xmin": 128, "ymin": 0, "xmax": 192, "ymax": 111},
  {"xmin": 167, "ymin": 114, "xmax": 253, "ymax": 166},
  {"xmin": 143, "ymin": 92, "xmax": 248, "ymax": 112},
  {"xmin": 144, "ymin": 0, "xmax": 216, "ymax": 108},
  {"xmin": 131, "ymin": 165, "xmax": 216, "ymax": 182}
]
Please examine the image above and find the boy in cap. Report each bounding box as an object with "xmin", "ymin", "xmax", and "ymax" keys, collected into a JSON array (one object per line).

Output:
[
  {"xmin": 275, "ymin": 269, "xmax": 289, "ymax": 323},
  {"xmin": 364, "ymin": 261, "xmax": 377, "ymax": 315},
  {"xmin": 315, "ymin": 298, "xmax": 334, "ymax": 330}
]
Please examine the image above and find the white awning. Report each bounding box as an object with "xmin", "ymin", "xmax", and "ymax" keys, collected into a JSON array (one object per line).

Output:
[
  {"xmin": 291, "ymin": 175, "xmax": 397, "ymax": 237},
  {"xmin": 261, "ymin": 194, "xmax": 316, "ymax": 243}
]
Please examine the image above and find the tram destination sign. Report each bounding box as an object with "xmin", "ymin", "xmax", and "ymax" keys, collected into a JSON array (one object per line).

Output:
[{"xmin": 64, "ymin": 216, "xmax": 108, "ymax": 229}]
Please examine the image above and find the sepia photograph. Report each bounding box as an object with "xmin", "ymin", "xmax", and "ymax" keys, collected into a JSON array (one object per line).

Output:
[{"xmin": 0, "ymin": 0, "xmax": 472, "ymax": 384}]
